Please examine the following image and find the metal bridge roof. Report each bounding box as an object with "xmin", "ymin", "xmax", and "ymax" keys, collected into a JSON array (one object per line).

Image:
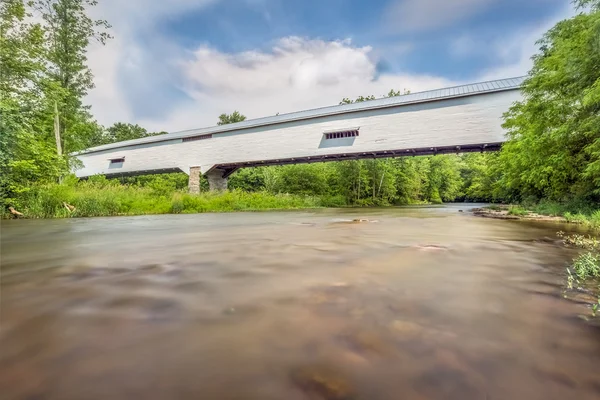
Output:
[{"xmin": 80, "ymin": 76, "xmax": 525, "ymax": 154}]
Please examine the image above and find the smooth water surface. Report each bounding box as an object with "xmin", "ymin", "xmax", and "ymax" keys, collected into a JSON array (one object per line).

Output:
[{"xmin": 1, "ymin": 205, "xmax": 599, "ymax": 399}]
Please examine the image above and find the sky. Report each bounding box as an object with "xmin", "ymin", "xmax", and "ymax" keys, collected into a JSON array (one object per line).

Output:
[{"xmin": 85, "ymin": 0, "xmax": 574, "ymax": 133}]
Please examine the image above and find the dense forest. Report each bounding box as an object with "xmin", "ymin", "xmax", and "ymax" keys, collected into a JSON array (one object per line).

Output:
[{"xmin": 1, "ymin": 0, "xmax": 599, "ymax": 217}]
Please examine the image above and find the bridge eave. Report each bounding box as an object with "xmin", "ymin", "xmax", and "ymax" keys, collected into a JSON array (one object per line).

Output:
[{"xmin": 210, "ymin": 142, "xmax": 504, "ymax": 171}]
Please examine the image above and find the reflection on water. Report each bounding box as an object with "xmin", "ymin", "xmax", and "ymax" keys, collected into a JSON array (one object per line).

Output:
[{"xmin": 1, "ymin": 206, "xmax": 599, "ymax": 399}]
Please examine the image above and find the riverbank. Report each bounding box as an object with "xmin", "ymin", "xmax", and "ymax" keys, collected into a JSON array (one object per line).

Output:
[
  {"xmin": 472, "ymin": 204, "xmax": 600, "ymax": 230},
  {"xmin": 473, "ymin": 204, "xmax": 600, "ymax": 318},
  {"xmin": 2, "ymin": 181, "xmax": 347, "ymax": 219}
]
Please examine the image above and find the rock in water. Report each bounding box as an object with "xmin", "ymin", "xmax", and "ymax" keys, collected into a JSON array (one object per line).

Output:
[
  {"xmin": 391, "ymin": 320, "xmax": 424, "ymax": 338},
  {"xmin": 290, "ymin": 365, "xmax": 354, "ymax": 400}
]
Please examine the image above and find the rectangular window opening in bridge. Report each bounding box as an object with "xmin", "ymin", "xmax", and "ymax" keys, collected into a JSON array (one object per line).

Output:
[
  {"xmin": 108, "ymin": 157, "xmax": 125, "ymax": 169},
  {"xmin": 182, "ymin": 134, "xmax": 213, "ymax": 142},
  {"xmin": 324, "ymin": 129, "xmax": 359, "ymax": 140}
]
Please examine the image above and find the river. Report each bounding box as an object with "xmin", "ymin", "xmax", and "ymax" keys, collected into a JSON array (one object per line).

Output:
[{"xmin": 1, "ymin": 205, "xmax": 599, "ymax": 399}]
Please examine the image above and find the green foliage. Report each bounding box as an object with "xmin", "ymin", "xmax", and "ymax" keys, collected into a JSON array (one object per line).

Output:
[
  {"xmin": 271, "ymin": 164, "xmax": 331, "ymax": 196},
  {"xmin": 105, "ymin": 123, "xmax": 155, "ymax": 143},
  {"xmin": 225, "ymin": 154, "xmax": 469, "ymax": 206},
  {"xmin": 459, "ymin": 153, "xmax": 503, "ymax": 201},
  {"xmin": 564, "ymin": 212, "xmax": 588, "ymax": 224},
  {"xmin": 392, "ymin": 158, "xmax": 424, "ymax": 204},
  {"xmin": 387, "ymin": 88, "xmax": 411, "ymax": 97},
  {"xmin": 530, "ymin": 200, "xmax": 565, "ymax": 216},
  {"xmin": 507, "ymin": 206, "xmax": 529, "ymax": 216},
  {"xmin": 1, "ymin": 0, "xmax": 111, "ymax": 208},
  {"xmin": 339, "ymin": 95, "xmax": 376, "ymax": 105},
  {"xmin": 120, "ymin": 173, "xmax": 188, "ymax": 193},
  {"xmin": 6, "ymin": 178, "xmax": 334, "ymax": 218},
  {"xmin": 339, "ymin": 88, "xmax": 410, "ymax": 105},
  {"xmin": 572, "ymin": 252, "xmax": 600, "ymax": 280},
  {"xmin": 559, "ymin": 232, "xmax": 600, "ymax": 250},
  {"xmin": 228, "ymin": 167, "xmax": 266, "ymax": 191},
  {"xmin": 575, "ymin": 0, "xmax": 600, "ymax": 11},
  {"xmin": 217, "ymin": 111, "xmax": 246, "ymax": 126},
  {"xmin": 561, "ymin": 229, "xmax": 600, "ymax": 317},
  {"xmin": 77, "ymin": 122, "xmax": 167, "ymax": 148},
  {"xmin": 499, "ymin": 3, "xmax": 600, "ymax": 203},
  {"xmin": 33, "ymin": 0, "xmax": 112, "ymax": 156},
  {"xmin": 426, "ymin": 155, "xmax": 463, "ymax": 202},
  {"xmin": 0, "ymin": 0, "xmax": 45, "ymax": 98}
]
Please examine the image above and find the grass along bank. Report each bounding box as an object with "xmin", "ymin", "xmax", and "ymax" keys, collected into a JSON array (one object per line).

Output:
[
  {"xmin": 3, "ymin": 177, "xmax": 346, "ymax": 219},
  {"xmin": 474, "ymin": 201, "xmax": 600, "ymax": 230},
  {"xmin": 559, "ymin": 232, "xmax": 600, "ymax": 319}
]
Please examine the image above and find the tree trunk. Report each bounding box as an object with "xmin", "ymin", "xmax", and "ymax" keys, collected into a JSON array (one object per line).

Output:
[
  {"xmin": 377, "ymin": 171, "xmax": 385, "ymax": 198},
  {"xmin": 54, "ymin": 101, "xmax": 62, "ymax": 156},
  {"xmin": 54, "ymin": 101, "xmax": 63, "ymax": 183}
]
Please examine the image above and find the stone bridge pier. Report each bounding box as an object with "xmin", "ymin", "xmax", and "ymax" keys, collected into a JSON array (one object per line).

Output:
[{"xmin": 188, "ymin": 167, "xmax": 229, "ymax": 193}]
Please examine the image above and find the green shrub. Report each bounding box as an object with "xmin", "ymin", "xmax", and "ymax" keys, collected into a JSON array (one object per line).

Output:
[
  {"xmin": 572, "ymin": 252, "xmax": 600, "ymax": 281},
  {"xmin": 508, "ymin": 206, "xmax": 528, "ymax": 216},
  {"xmin": 531, "ymin": 200, "xmax": 564, "ymax": 216},
  {"xmin": 590, "ymin": 210, "xmax": 600, "ymax": 229},
  {"xmin": 561, "ymin": 233, "xmax": 600, "ymax": 318},
  {"xmin": 5, "ymin": 180, "xmax": 339, "ymax": 219},
  {"xmin": 558, "ymin": 232, "xmax": 600, "ymax": 250},
  {"xmin": 564, "ymin": 212, "xmax": 588, "ymax": 224}
]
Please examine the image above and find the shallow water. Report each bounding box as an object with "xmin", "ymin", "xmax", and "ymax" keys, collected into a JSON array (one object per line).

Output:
[{"xmin": 1, "ymin": 205, "xmax": 599, "ymax": 400}]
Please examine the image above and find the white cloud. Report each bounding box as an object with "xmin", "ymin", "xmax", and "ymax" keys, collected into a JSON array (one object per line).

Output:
[
  {"xmin": 86, "ymin": 37, "xmax": 130, "ymax": 124},
  {"xmin": 85, "ymin": 0, "xmax": 217, "ymax": 128},
  {"xmin": 139, "ymin": 37, "xmax": 455, "ymax": 132},
  {"xmin": 83, "ymin": 0, "xmax": 574, "ymax": 134}
]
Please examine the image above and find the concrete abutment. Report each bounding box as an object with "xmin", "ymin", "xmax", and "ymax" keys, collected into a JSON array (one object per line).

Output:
[
  {"xmin": 205, "ymin": 169, "xmax": 228, "ymax": 191},
  {"xmin": 188, "ymin": 167, "xmax": 228, "ymax": 193}
]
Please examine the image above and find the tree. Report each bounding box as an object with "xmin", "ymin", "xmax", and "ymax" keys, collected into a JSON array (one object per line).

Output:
[
  {"xmin": 33, "ymin": 0, "xmax": 111, "ymax": 156},
  {"xmin": 339, "ymin": 95, "xmax": 375, "ymax": 105},
  {"xmin": 499, "ymin": 0, "xmax": 600, "ymax": 202},
  {"xmin": 577, "ymin": 0, "xmax": 600, "ymax": 9},
  {"xmin": 273, "ymin": 164, "xmax": 331, "ymax": 196},
  {"xmin": 387, "ymin": 88, "xmax": 411, "ymax": 97},
  {"xmin": 386, "ymin": 158, "xmax": 424, "ymax": 204},
  {"xmin": 0, "ymin": 0, "xmax": 44, "ymax": 100},
  {"xmin": 229, "ymin": 168, "xmax": 266, "ymax": 192},
  {"xmin": 425, "ymin": 155, "xmax": 463, "ymax": 203},
  {"xmin": 331, "ymin": 160, "xmax": 370, "ymax": 204},
  {"xmin": 0, "ymin": 0, "xmax": 63, "ymax": 207},
  {"xmin": 460, "ymin": 153, "xmax": 502, "ymax": 202},
  {"xmin": 217, "ymin": 111, "xmax": 246, "ymax": 125},
  {"xmin": 105, "ymin": 123, "xmax": 151, "ymax": 143}
]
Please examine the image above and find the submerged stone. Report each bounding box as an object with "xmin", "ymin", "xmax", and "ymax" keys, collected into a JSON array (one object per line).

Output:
[
  {"xmin": 390, "ymin": 320, "xmax": 424, "ymax": 338},
  {"xmin": 290, "ymin": 365, "xmax": 354, "ymax": 400},
  {"xmin": 338, "ymin": 330, "xmax": 390, "ymax": 355}
]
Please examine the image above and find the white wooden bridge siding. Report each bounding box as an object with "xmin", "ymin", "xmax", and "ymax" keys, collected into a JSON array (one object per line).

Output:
[{"xmin": 74, "ymin": 82, "xmax": 522, "ymax": 178}]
